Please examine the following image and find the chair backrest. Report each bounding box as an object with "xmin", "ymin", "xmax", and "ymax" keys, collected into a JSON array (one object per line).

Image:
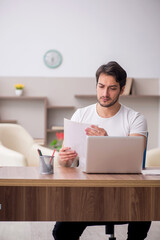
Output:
[
  {"xmin": 142, "ymin": 132, "xmax": 148, "ymax": 169},
  {"xmin": 0, "ymin": 123, "xmax": 34, "ymax": 158}
]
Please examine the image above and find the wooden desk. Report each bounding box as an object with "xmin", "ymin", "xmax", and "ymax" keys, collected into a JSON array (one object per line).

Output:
[{"xmin": 0, "ymin": 166, "xmax": 160, "ymax": 221}]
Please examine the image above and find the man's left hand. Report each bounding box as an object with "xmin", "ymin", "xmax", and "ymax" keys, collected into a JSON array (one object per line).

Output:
[{"xmin": 85, "ymin": 125, "xmax": 108, "ymax": 136}]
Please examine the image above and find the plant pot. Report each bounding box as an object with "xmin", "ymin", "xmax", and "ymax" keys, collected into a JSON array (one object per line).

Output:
[{"xmin": 15, "ymin": 89, "xmax": 23, "ymax": 96}]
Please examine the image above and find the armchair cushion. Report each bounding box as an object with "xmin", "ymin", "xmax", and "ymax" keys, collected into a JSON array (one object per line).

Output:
[{"xmin": 0, "ymin": 143, "xmax": 26, "ymax": 166}]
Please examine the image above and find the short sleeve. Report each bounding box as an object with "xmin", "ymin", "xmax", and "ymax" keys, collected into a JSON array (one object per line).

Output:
[
  {"xmin": 71, "ymin": 109, "xmax": 81, "ymax": 122},
  {"xmin": 129, "ymin": 112, "xmax": 148, "ymax": 137}
]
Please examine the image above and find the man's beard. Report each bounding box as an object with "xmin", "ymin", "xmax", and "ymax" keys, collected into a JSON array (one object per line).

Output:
[{"xmin": 97, "ymin": 93, "xmax": 120, "ymax": 108}]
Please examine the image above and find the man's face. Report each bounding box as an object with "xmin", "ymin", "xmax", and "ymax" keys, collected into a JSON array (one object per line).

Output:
[{"xmin": 96, "ymin": 73, "xmax": 124, "ymax": 108}]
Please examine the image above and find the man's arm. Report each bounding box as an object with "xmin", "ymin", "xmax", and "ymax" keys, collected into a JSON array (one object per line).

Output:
[
  {"xmin": 58, "ymin": 146, "xmax": 78, "ymax": 167},
  {"xmin": 130, "ymin": 133, "xmax": 147, "ymax": 151},
  {"xmin": 85, "ymin": 125, "xmax": 108, "ymax": 136}
]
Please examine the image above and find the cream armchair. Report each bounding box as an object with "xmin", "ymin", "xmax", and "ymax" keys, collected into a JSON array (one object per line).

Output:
[
  {"xmin": 146, "ymin": 147, "xmax": 160, "ymax": 167},
  {"xmin": 0, "ymin": 123, "xmax": 58, "ymax": 167}
]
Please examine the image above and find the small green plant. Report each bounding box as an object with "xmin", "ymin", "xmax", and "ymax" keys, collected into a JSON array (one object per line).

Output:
[{"xmin": 50, "ymin": 132, "xmax": 64, "ymax": 151}]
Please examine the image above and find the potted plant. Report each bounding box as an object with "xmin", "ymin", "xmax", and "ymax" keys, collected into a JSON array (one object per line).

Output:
[{"xmin": 14, "ymin": 84, "xmax": 24, "ymax": 96}]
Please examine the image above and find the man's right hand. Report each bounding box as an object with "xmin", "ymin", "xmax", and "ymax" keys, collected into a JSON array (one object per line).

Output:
[{"xmin": 58, "ymin": 147, "xmax": 78, "ymax": 167}]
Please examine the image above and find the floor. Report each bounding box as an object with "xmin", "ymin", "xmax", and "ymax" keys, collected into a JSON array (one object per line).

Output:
[{"xmin": 0, "ymin": 221, "xmax": 160, "ymax": 240}]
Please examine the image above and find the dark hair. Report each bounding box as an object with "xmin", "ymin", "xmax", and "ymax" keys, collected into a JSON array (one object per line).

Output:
[{"xmin": 96, "ymin": 61, "xmax": 127, "ymax": 90}]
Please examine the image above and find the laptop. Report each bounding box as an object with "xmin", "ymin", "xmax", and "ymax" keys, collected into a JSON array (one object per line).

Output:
[{"xmin": 84, "ymin": 136, "xmax": 145, "ymax": 174}]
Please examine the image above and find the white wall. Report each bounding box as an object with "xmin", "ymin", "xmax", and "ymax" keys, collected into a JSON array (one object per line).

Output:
[{"xmin": 0, "ymin": 0, "xmax": 160, "ymax": 77}]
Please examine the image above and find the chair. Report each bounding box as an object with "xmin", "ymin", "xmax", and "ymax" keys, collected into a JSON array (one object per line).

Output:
[
  {"xmin": 105, "ymin": 135, "xmax": 149, "ymax": 240},
  {"xmin": 105, "ymin": 223, "xmax": 116, "ymax": 240},
  {"xmin": 105, "ymin": 223, "xmax": 127, "ymax": 240},
  {"xmin": 0, "ymin": 123, "xmax": 58, "ymax": 167},
  {"xmin": 145, "ymin": 147, "xmax": 160, "ymax": 167}
]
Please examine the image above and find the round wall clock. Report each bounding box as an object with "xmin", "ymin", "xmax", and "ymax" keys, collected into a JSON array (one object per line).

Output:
[{"xmin": 43, "ymin": 49, "xmax": 62, "ymax": 68}]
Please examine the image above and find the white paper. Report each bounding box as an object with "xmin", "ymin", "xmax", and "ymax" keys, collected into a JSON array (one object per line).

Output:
[
  {"xmin": 142, "ymin": 169, "xmax": 160, "ymax": 175},
  {"xmin": 64, "ymin": 118, "xmax": 91, "ymax": 168}
]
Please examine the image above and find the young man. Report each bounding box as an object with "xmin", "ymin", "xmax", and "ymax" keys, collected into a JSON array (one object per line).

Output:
[{"xmin": 53, "ymin": 61, "xmax": 151, "ymax": 240}]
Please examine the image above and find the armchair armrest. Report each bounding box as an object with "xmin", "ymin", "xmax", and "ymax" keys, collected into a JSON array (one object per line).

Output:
[
  {"xmin": 0, "ymin": 143, "xmax": 26, "ymax": 166},
  {"xmin": 27, "ymin": 144, "xmax": 59, "ymax": 167}
]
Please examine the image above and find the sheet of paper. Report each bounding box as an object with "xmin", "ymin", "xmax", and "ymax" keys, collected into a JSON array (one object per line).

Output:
[
  {"xmin": 64, "ymin": 118, "xmax": 91, "ymax": 168},
  {"xmin": 142, "ymin": 169, "xmax": 160, "ymax": 175}
]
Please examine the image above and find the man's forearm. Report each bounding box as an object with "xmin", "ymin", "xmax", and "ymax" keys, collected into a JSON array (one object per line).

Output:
[{"xmin": 57, "ymin": 153, "xmax": 74, "ymax": 167}]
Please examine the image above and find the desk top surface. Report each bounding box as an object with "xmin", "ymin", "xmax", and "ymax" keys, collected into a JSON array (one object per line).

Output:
[{"xmin": 0, "ymin": 166, "xmax": 160, "ymax": 187}]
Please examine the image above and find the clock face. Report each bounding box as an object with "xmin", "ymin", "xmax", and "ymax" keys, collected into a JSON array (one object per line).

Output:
[{"xmin": 43, "ymin": 50, "xmax": 62, "ymax": 68}]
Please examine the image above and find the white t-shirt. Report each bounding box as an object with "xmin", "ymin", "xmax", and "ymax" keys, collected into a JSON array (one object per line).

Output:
[{"xmin": 71, "ymin": 104, "xmax": 147, "ymax": 137}]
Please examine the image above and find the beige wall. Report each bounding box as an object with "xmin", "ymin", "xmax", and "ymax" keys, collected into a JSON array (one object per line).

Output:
[{"xmin": 0, "ymin": 77, "xmax": 159, "ymax": 150}]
